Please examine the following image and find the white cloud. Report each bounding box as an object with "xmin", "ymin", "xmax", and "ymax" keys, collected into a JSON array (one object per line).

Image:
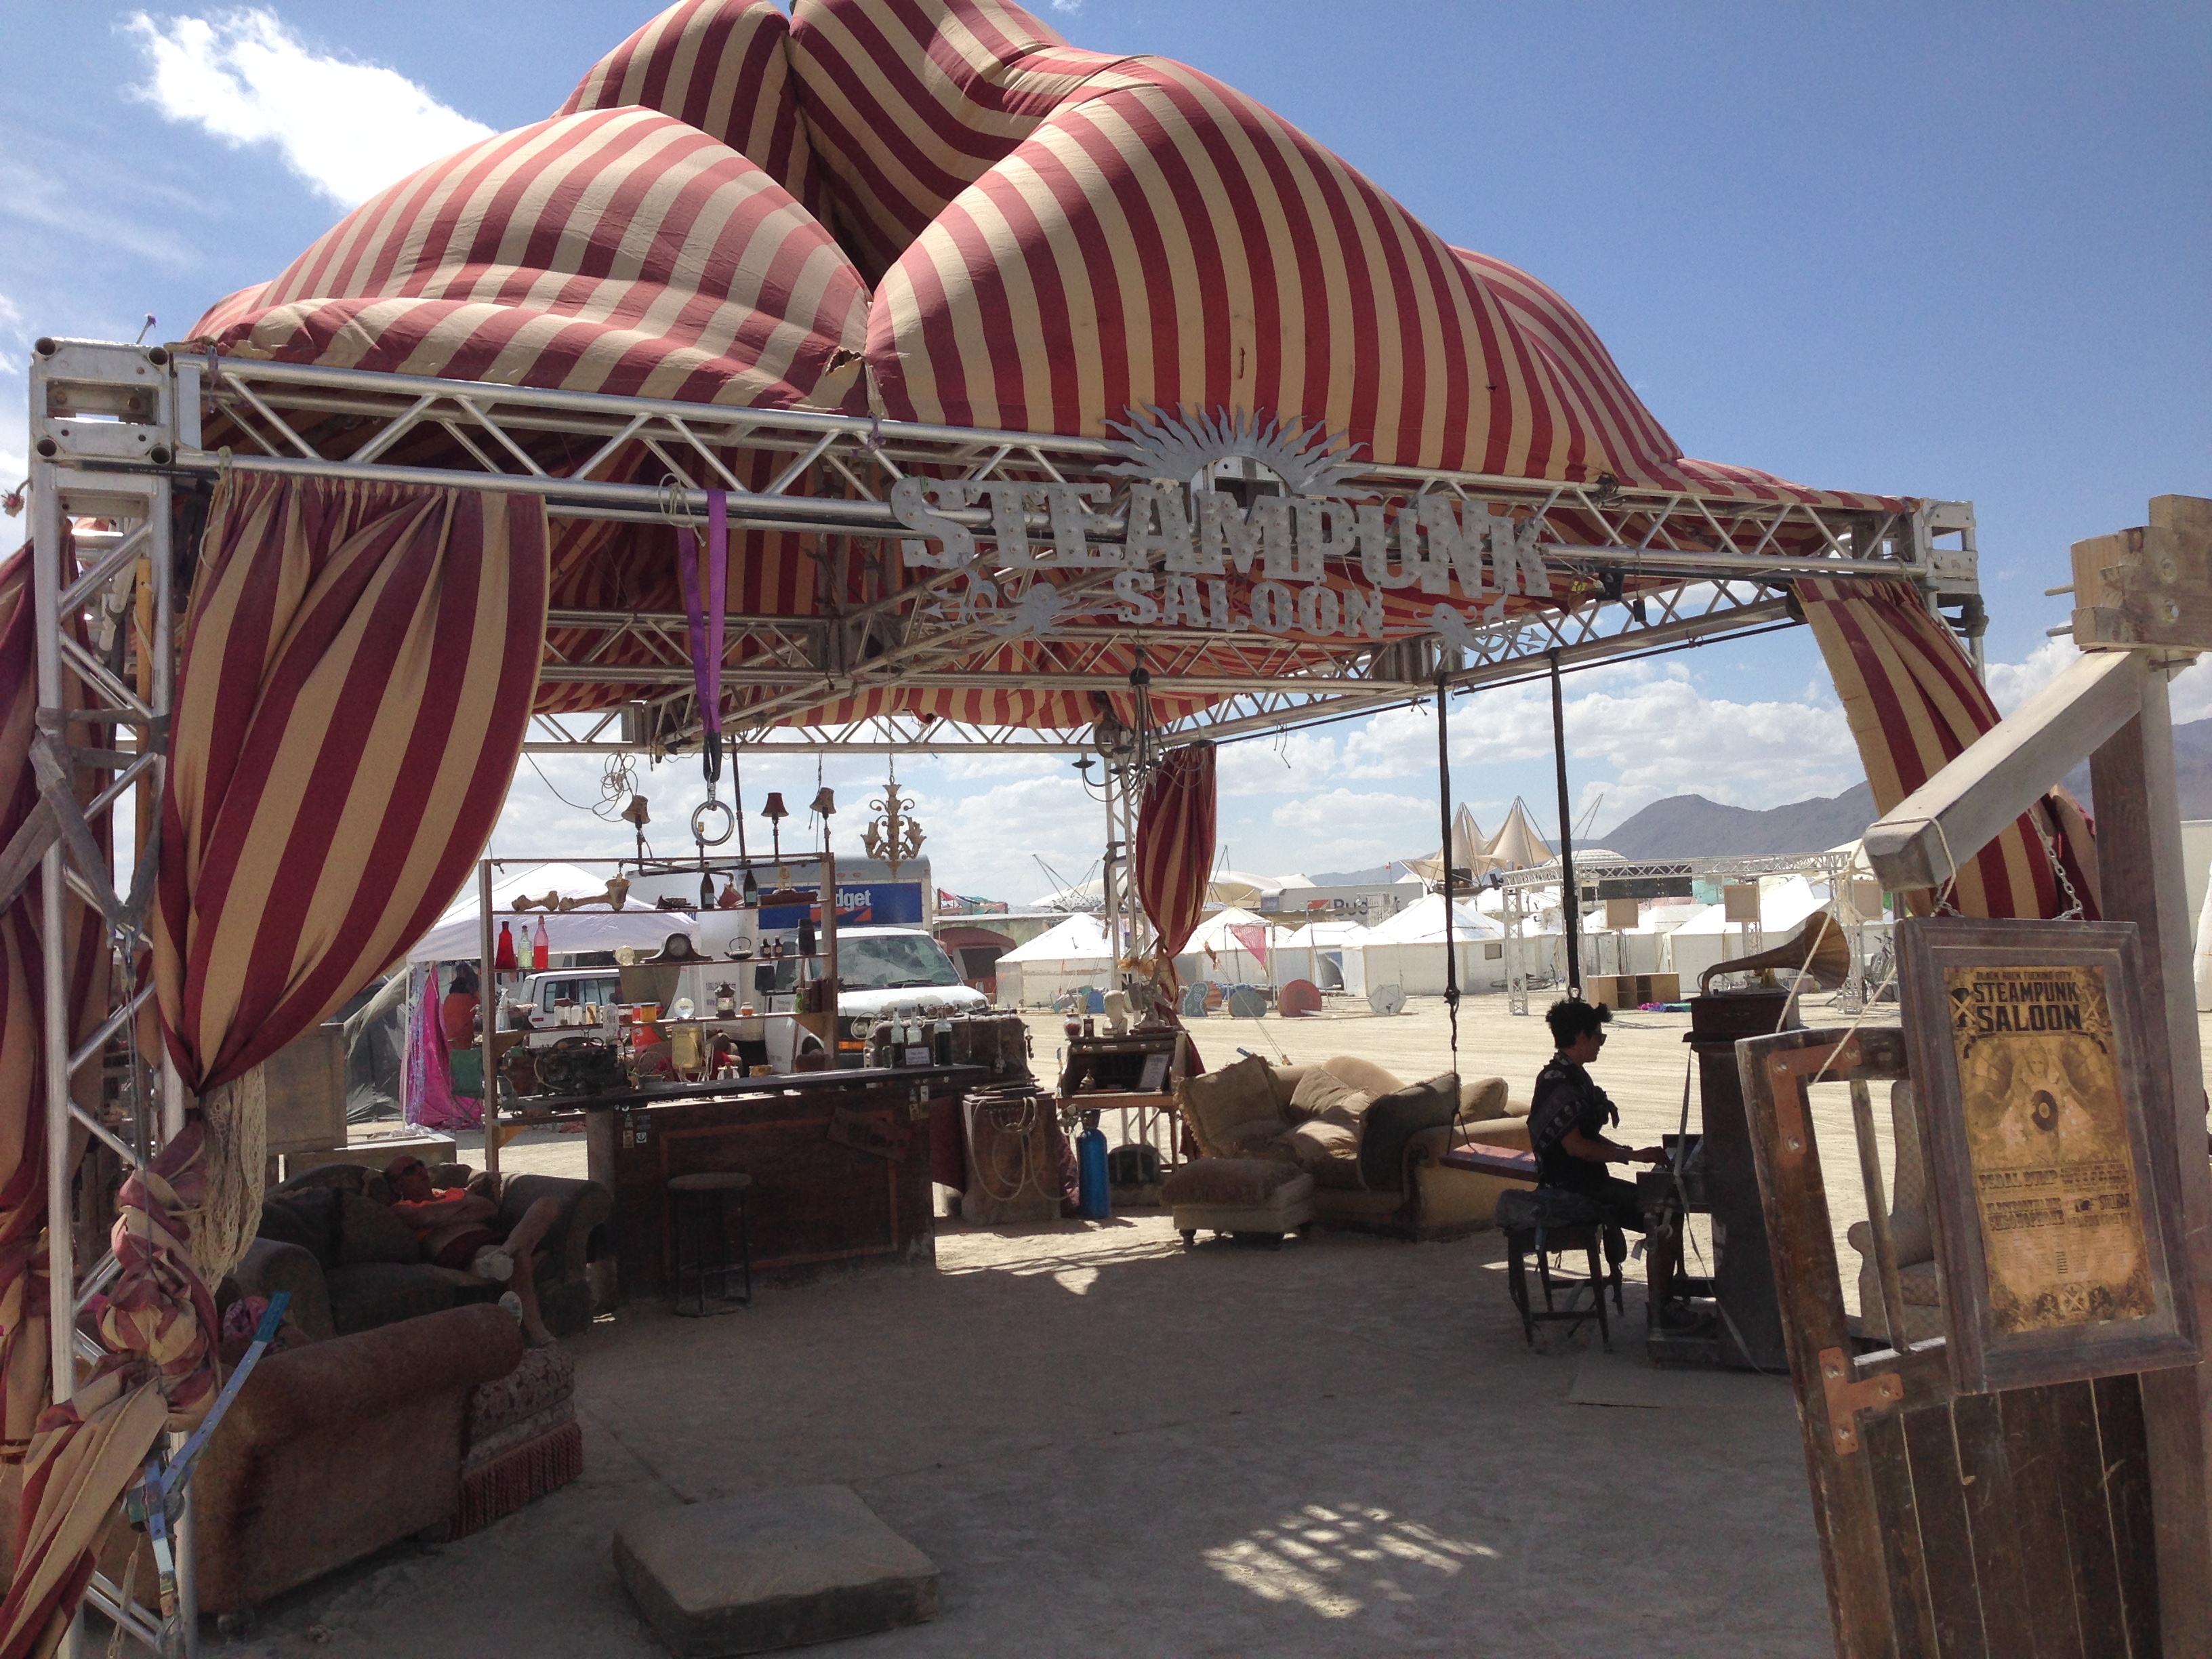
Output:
[
  {"xmin": 126, "ymin": 9, "xmax": 491, "ymax": 208},
  {"xmin": 0, "ymin": 292, "xmax": 24, "ymax": 489},
  {"xmin": 1985, "ymin": 636, "xmax": 2078, "ymax": 716}
]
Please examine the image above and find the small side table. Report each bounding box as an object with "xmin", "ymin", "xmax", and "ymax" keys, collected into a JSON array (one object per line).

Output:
[{"xmin": 668, "ymin": 1172, "xmax": 753, "ymax": 1317}]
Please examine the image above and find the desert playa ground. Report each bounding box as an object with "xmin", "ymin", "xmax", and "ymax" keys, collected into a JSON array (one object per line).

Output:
[{"xmin": 213, "ymin": 993, "xmax": 2042, "ymax": 1657}]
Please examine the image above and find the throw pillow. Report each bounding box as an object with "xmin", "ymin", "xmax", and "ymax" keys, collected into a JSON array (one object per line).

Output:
[
  {"xmin": 1284, "ymin": 1119, "xmax": 1364, "ymax": 1190},
  {"xmin": 336, "ymin": 1191, "xmax": 426, "ymax": 1267},
  {"xmin": 258, "ymin": 1185, "xmax": 341, "ymax": 1267},
  {"xmin": 1359, "ymin": 1073, "xmax": 1462, "ymax": 1192},
  {"xmin": 1178, "ymin": 1053, "xmax": 1281, "ymax": 1155},
  {"xmin": 1286, "ymin": 1068, "xmax": 1371, "ymax": 1128}
]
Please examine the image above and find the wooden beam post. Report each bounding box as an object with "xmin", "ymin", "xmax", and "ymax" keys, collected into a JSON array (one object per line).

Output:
[{"xmin": 2093, "ymin": 662, "xmax": 2212, "ymax": 1655}]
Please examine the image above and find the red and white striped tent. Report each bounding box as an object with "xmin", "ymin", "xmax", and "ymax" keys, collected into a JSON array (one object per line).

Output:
[{"xmin": 0, "ymin": 4, "xmax": 2100, "ymax": 1647}]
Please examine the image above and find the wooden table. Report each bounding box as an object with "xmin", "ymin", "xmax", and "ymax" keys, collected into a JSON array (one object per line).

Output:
[
  {"xmin": 586, "ymin": 1065, "xmax": 985, "ymax": 1300},
  {"xmin": 1057, "ymin": 1030, "xmax": 1192, "ymax": 1170}
]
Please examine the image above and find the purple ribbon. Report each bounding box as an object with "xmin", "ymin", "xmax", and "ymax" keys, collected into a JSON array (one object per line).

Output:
[{"xmin": 677, "ymin": 490, "xmax": 729, "ymax": 783}]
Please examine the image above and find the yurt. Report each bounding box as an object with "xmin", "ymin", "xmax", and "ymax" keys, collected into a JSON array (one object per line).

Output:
[
  {"xmin": 996, "ymin": 913, "xmax": 1113, "ymax": 1007},
  {"xmin": 1348, "ymin": 895, "xmax": 1507, "ymax": 997}
]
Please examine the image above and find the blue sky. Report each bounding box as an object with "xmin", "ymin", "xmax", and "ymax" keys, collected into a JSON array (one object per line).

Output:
[{"xmin": 4, "ymin": 3, "xmax": 2207, "ymax": 899}]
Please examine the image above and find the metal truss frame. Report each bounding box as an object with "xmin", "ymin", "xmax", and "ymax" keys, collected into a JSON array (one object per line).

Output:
[
  {"xmin": 152, "ymin": 350, "xmax": 1977, "ymax": 758},
  {"xmin": 22, "ymin": 340, "xmax": 194, "ymax": 1655}
]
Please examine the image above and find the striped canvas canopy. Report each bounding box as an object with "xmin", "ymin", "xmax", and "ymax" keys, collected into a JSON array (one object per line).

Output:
[{"xmin": 187, "ymin": 0, "xmax": 1908, "ymax": 737}]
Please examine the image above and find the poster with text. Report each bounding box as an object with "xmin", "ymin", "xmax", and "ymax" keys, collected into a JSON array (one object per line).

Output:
[{"xmin": 1944, "ymin": 962, "xmax": 2153, "ymax": 1334}]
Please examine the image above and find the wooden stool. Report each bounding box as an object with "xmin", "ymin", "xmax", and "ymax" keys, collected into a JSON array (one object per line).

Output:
[
  {"xmin": 668, "ymin": 1172, "xmax": 753, "ymax": 1316},
  {"xmin": 1496, "ymin": 1187, "xmax": 1624, "ymax": 1352}
]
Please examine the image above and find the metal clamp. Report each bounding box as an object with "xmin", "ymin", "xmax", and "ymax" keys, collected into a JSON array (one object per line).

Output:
[{"xmin": 691, "ymin": 797, "xmax": 735, "ymax": 847}]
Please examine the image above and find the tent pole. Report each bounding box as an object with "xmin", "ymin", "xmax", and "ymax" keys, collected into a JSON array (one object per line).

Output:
[
  {"xmin": 479, "ymin": 859, "xmax": 499, "ymax": 1179},
  {"xmin": 1550, "ymin": 653, "xmax": 1581, "ymax": 996},
  {"xmin": 1436, "ymin": 678, "xmax": 1458, "ymax": 1066}
]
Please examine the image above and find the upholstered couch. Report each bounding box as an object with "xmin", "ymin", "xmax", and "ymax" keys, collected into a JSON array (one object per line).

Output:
[
  {"xmin": 1846, "ymin": 1080, "xmax": 1944, "ymax": 1344},
  {"xmin": 239, "ymin": 1160, "xmax": 612, "ymax": 1339},
  {"xmin": 190, "ymin": 1304, "xmax": 523, "ymax": 1614},
  {"xmin": 1174, "ymin": 1053, "xmax": 1532, "ymax": 1240}
]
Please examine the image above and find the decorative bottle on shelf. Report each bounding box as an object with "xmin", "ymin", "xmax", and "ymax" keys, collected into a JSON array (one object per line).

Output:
[
  {"xmin": 531, "ymin": 917, "xmax": 550, "ymax": 971},
  {"xmin": 495, "ymin": 921, "xmax": 517, "ymax": 972},
  {"xmin": 798, "ymin": 914, "xmax": 816, "ymax": 958}
]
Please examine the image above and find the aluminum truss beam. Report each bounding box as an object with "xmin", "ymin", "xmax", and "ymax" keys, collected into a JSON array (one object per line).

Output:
[
  {"xmin": 25, "ymin": 338, "xmax": 193, "ymax": 1655},
  {"xmin": 91, "ymin": 346, "xmax": 1977, "ymax": 756}
]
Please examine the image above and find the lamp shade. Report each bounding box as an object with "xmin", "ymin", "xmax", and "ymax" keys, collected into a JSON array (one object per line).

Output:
[
  {"xmin": 761, "ymin": 792, "xmax": 788, "ymax": 821},
  {"xmin": 811, "ymin": 787, "xmax": 836, "ymax": 817}
]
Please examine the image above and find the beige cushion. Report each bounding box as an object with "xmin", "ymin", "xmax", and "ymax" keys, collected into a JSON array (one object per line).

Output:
[
  {"xmin": 1456, "ymin": 1076, "xmax": 1509, "ymax": 1121},
  {"xmin": 1179, "ymin": 1055, "xmax": 1282, "ymax": 1155},
  {"xmin": 1286, "ymin": 1067, "xmax": 1372, "ymax": 1128},
  {"xmin": 1161, "ymin": 1157, "xmax": 1310, "ymax": 1207},
  {"xmin": 1313, "ymin": 1054, "xmax": 1403, "ymax": 1098},
  {"xmin": 1284, "ymin": 1120, "xmax": 1364, "ymax": 1190},
  {"xmin": 1220, "ymin": 1120, "xmax": 1299, "ymax": 1162}
]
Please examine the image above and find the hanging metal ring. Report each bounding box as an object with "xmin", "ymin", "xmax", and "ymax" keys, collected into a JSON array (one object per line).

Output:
[{"xmin": 691, "ymin": 798, "xmax": 735, "ymax": 847}]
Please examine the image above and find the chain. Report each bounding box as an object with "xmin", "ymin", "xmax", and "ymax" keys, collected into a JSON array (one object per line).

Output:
[{"xmin": 2032, "ymin": 813, "xmax": 2085, "ymax": 921}]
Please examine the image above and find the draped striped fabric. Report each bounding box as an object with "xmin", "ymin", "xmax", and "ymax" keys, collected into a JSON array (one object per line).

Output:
[
  {"xmin": 0, "ymin": 1126, "xmax": 220, "ymax": 1659},
  {"xmin": 561, "ymin": 0, "xmax": 823, "ymax": 217},
  {"xmin": 1133, "ymin": 743, "xmax": 1216, "ymax": 985},
  {"xmin": 1803, "ymin": 579, "xmax": 2096, "ymax": 921},
  {"xmin": 154, "ymin": 477, "xmax": 549, "ymax": 1092},
  {"xmin": 194, "ymin": 106, "xmax": 868, "ymax": 414},
  {"xmin": 184, "ymin": 0, "xmax": 1909, "ymax": 740}
]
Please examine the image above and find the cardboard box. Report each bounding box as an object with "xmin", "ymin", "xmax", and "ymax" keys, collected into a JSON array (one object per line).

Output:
[{"xmin": 1583, "ymin": 972, "xmax": 1681, "ymax": 1012}]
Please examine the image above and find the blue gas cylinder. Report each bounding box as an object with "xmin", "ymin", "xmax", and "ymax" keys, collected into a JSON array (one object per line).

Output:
[{"xmin": 1077, "ymin": 1113, "xmax": 1110, "ymax": 1220}]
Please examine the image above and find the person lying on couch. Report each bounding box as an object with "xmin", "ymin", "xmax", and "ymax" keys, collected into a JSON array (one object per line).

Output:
[
  {"xmin": 1529, "ymin": 998, "xmax": 1688, "ymax": 1328},
  {"xmin": 384, "ymin": 1155, "xmax": 561, "ymax": 1347}
]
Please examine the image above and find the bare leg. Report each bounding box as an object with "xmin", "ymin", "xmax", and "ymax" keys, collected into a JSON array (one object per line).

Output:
[{"xmin": 501, "ymin": 1196, "xmax": 562, "ymax": 1345}]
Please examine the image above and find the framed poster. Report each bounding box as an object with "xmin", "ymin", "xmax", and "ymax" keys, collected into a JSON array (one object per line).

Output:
[{"xmin": 1900, "ymin": 917, "xmax": 2196, "ymax": 1393}]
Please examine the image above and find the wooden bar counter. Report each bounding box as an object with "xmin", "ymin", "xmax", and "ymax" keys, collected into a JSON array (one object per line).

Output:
[{"xmin": 583, "ymin": 1065, "xmax": 986, "ymax": 1300}]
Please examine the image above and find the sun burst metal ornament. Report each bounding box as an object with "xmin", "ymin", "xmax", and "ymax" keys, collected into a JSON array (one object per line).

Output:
[
  {"xmin": 1103, "ymin": 404, "xmax": 1368, "ymax": 496},
  {"xmin": 863, "ymin": 781, "xmax": 926, "ymax": 879}
]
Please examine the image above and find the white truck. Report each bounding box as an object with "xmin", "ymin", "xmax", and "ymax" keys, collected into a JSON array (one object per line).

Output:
[{"xmin": 507, "ymin": 925, "xmax": 986, "ymax": 1072}]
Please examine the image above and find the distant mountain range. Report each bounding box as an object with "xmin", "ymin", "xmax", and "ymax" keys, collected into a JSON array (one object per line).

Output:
[
  {"xmin": 1595, "ymin": 783, "xmax": 1879, "ymax": 859},
  {"xmin": 1306, "ymin": 864, "xmax": 1402, "ymax": 886},
  {"xmin": 2063, "ymin": 716, "xmax": 2212, "ymax": 817},
  {"xmin": 1583, "ymin": 717, "xmax": 2212, "ymax": 861}
]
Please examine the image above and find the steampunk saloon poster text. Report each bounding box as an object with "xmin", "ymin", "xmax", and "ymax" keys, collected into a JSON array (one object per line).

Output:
[{"xmin": 1943, "ymin": 963, "xmax": 2152, "ymax": 1334}]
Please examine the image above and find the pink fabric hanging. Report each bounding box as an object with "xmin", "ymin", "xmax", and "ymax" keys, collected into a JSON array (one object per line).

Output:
[{"xmin": 405, "ymin": 969, "xmax": 475, "ymax": 1132}]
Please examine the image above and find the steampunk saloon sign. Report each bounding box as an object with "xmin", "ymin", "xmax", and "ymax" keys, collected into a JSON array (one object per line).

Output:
[
  {"xmin": 1899, "ymin": 917, "xmax": 2197, "ymax": 1393},
  {"xmin": 888, "ymin": 406, "xmax": 1553, "ymax": 642}
]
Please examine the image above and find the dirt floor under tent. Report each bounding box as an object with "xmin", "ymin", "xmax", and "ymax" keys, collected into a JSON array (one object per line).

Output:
[{"xmin": 187, "ymin": 994, "xmax": 1954, "ymax": 1658}]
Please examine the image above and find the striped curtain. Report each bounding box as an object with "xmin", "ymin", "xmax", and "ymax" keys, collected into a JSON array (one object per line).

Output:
[
  {"xmin": 154, "ymin": 476, "xmax": 548, "ymax": 1096},
  {"xmin": 1803, "ymin": 579, "xmax": 2096, "ymax": 920},
  {"xmin": 1133, "ymin": 743, "xmax": 1216, "ymax": 987}
]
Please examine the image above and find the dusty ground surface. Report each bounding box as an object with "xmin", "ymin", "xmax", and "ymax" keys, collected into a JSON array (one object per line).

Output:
[
  {"xmin": 201, "ymin": 996, "xmax": 1858, "ymax": 1657},
  {"xmin": 206, "ymin": 1219, "xmax": 1817, "ymax": 1659}
]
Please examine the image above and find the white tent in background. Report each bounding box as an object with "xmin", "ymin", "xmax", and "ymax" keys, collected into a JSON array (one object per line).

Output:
[
  {"xmin": 407, "ymin": 862, "xmax": 696, "ymax": 964},
  {"xmin": 1579, "ymin": 894, "xmax": 1704, "ymax": 977},
  {"xmin": 1404, "ymin": 804, "xmax": 1490, "ymax": 886},
  {"xmin": 1182, "ymin": 906, "xmax": 1273, "ymax": 984},
  {"xmin": 1346, "ymin": 893, "xmax": 1508, "ymax": 998},
  {"xmin": 1486, "ymin": 798, "xmax": 1553, "ymax": 872},
  {"xmin": 996, "ymin": 912, "xmax": 1113, "ymax": 1006},
  {"xmin": 1663, "ymin": 876, "xmax": 1826, "ymax": 988},
  {"xmin": 1206, "ymin": 869, "xmax": 1288, "ymax": 908},
  {"xmin": 1277, "ymin": 918, "xmax": 1371, "ymax": 993}
]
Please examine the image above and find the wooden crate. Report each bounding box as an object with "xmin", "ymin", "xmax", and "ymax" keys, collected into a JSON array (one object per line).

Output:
[{"xmin": 1582, "ymin": 972, "xmax": 1679, "ymax": 1012}]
